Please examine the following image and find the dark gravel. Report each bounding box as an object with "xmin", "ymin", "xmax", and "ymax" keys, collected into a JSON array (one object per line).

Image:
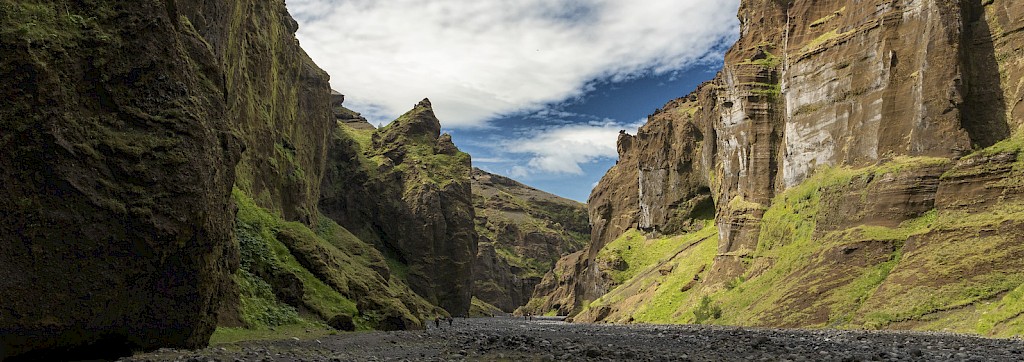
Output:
[{"xmin": 121, "ymin": 317, "xmax": 1024, "ymax": 361}]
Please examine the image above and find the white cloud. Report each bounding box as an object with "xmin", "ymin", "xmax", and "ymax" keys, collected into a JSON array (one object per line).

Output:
[
  {"xmin": 289, "ymin": 0, "xmax": 739, "ymax": 127},
  {"xmin": 472, "ymin": 157, "xmax": 511, "ymax": 163},
  {"xmin": 502, "ymin": 119, "xmax": 645, "ymax": 176}
]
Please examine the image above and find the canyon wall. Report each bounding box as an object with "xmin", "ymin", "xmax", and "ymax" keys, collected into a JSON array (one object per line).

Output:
[
  {"xmin": 527, "ymin": 0, "xmax": 1024, "ymax": 335},
  {"xmin": 0, "ymin": 0, "xmax": 476, "ymax": 359},
  {"xmin": 0, "ymin": 2, "xmax": 241, "ymax": 359}
]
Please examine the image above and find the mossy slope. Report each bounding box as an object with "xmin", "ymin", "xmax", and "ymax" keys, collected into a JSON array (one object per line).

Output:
[
  {"xmin": 226, "ymin": 189, "xmax": 438, "ymax": 332},
  {"xmin": 574, "ymin": 144, "xmax": 1024, "ymax": 337}
]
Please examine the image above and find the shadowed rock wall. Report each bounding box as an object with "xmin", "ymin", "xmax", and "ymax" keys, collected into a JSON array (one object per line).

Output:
[{"xmin": 0, "ymin": 1, "xmax": 241, "ymax": 359}]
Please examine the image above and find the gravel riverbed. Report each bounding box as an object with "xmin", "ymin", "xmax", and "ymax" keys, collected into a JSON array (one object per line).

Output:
[{"xmin": 122, "ymin": 317, "xmax": 1024, "ymax": 361}]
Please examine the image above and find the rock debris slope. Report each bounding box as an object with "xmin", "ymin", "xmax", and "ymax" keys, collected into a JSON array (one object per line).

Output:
[
  {"xmin": 526, "ymin": 0, "xmax": 1024, "ymax": 336},
  {"xmin": 122, "ymin": 317, "xmax": 1024, "ymax": 362}
]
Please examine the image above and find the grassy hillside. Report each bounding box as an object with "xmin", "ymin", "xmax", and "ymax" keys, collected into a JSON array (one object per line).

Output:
[{"xmin": 576, "ymin": 137, "xmax": 1024, "ymax": 337}]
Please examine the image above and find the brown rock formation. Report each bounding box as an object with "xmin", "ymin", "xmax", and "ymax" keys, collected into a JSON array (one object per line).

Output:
[
  {"xmin": 332, "ymin": 90, "xmax": 376, "ymax": 131},
  {"xmin": 532, "ymin": 0, "xmax": 1024, "ymax": 324}
]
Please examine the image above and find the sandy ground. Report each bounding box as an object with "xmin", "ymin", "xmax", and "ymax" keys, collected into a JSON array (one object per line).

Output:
[{"xmin": 121, "ymin": 317, "xmax": 1024, "ymax": 361}]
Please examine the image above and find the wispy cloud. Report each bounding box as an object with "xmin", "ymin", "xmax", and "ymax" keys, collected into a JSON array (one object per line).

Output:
[
  {"xmin": 472, "ymin": 157, "xmax": 512, "ymax": 164},
  {"xmin": 502, "ymin": 119, "xmax": 645, "ymax": 177},
  {"xmin": 289, "ymin": 0, "xmax": 740, "ymax": 127}
]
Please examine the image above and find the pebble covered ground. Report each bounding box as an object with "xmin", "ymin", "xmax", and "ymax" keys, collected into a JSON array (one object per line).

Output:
[{"xmin": 121, "ymin": 317, "xmax": 1024, "ymax": 361}]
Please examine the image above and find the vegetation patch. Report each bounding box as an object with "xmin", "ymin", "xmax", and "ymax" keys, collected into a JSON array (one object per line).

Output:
[
  {"xmin": 234, "ymin": 269, "xmax": 304, "ymax": 329},
  {"xmin": 856, "ymin": 215, "xmax": 1024, "ymax": 331},
  {"xmin": 210, "ymin": 324, "xmax": 337, "ymax": 345},
  {"xmin": 494, "ymin": 246, "xmax": 551, "ymax": 279},
  {"xmin": 583, "ymin": 224, "xmax": 717, "ymax": 323},
  {"xmin": 977, "ymin": 283, "xmax": 1024, "ymax": 336},
  {"xmin": 630, "ymin": 231, "xmax": 718, "ymax": 323},
  {"xmin": 232, "ymin": 188, "xmax": 434, "ymax": 333},
  {"xmin": 395, "ymin": 142, "xmax": 472, "ymax": 193},
  {"xmin": 339, "ymin": 124, "xmax": 374, "ymax": 152},
  {"xmin": 739, "ymin": 49, "xmax": 781, "ymax": 69},
  {"xmin": 0, "ymin": 1, "xmax": 115, "ymax": 51},
  {"xmin": 801, "ymin": 29, "xmax": 853, "ymax": 53},
  {"xmin": 809, "ymin": 7, "xmax": 846, "ymax": 28},
  {"xmin": 708, "ymin": 159, "xmax": 950, "ymax": 327},
  {"xmin": 234, "ymin": 189, "xmax": 360, "ymax": 326},
  {"xmin": 693, "ymin": 296, "xmax": 724, "ymax": 324},
  {"xmin": 469, "ymin": 297, "xmax": 504, "ymax": 317},
  {"xmin": 749, "ymin": 82, "xmax": 782, "ymax": 98}
]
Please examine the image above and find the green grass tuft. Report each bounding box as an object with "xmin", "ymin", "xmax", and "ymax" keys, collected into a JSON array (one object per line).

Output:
[{"xmin": 209, "ymin": 325, "xmax": 337, "ymax": 345}]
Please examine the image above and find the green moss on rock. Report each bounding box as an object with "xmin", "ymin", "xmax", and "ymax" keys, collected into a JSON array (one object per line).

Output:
[{"xmin": 230, "ymin": 188, "xmax": 436, "ymax": 331}]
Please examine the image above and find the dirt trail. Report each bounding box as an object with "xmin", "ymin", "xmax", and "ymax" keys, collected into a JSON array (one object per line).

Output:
[{"xmin": 122, "ymin": 317, "xmax": 1024, "ymax": 361}]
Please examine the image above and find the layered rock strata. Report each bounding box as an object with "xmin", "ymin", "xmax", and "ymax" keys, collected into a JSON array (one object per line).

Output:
[{"xmin": 528, "ymin": 0, "xmax": 1024, "ymax": 335}]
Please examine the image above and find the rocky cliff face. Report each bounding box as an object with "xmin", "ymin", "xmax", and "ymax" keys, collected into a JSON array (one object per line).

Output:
[
  {"xmin": 0, "ymin": 0, "xmax": 464, "ymax": 359},
  {"xmin": 320, "ymin": 100, "xmax": 478, "ymax": 316},
  {"xmin": 0, "ymin": 2, "xmax": 241, "ymax": 359},
  {"xmin": 172, "ymin": 0, "xmax": 335, "ymax": 224},
  {"xmin": 530, "ymin": 0, "xmax": 1024, "ymax": 335},
  {"xmin": 470, "ymin": 168, "xmax": 589, "ymax": 312}
]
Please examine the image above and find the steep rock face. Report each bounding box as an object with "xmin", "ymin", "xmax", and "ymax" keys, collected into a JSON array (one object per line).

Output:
[
  {"xmin": 471, "ymin": 168, "xmax": 588, "ymax": 312},
  {"xmin": 176, "ymin": 0, "xmax": 334, "ymax": 223},
  {"xmin": 538, "ymin": 131, "xmax": 643, "ymax": 315},
  {"xmin": 0, "ymin": 1, "xmax": 240, "ymax": 359},
  {"xmin": 636, "ymin": 97, "xmax": 716, "ymax": 236},
  {"xmin": 1, "ymin": 0, "xmax": 448, "ymax": 357},
  {"xmin": 533, "ymin": 0, "xmax": 1024, "ymax": 333},
  {"xmin": 473, "ymin": 243, "xmax": 531, "ymax": 312},
  {"xmin": 183, "ymin": 0, "xmax": 444, "ymax": 334},
  {"xmin": 321, "ymin": 100, "xmax": 477, "ymax": 316},
  {"xmin": 523, "ymin": 99, "xmax": 715, "ymax": 315}
]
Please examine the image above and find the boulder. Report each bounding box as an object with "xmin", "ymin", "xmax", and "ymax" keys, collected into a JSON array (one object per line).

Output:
[{"xmin": 328, "ymin": 314, "xmax": 356, "ymax": 332}]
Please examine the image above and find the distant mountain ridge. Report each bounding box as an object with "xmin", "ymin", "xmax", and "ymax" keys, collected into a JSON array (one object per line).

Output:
[{"xmin": 470, "ymin": 168, "xmax": 589, "ymax": 312}]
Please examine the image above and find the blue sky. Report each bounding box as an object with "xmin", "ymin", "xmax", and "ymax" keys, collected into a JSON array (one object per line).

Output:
[
  {"xmin": 453, "ymin": 67, "xmax": 722, "ymax": 201},
  {"xmin": 288, "ymin": 0, "xmax": 740, "ymax": 202}
]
